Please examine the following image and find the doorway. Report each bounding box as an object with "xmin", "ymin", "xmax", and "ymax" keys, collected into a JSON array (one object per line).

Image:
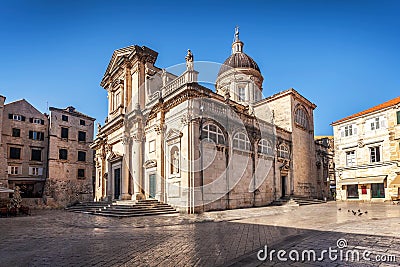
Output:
[
  {"xmin": 114, "ymin": 168, "xmax": 121, "ymax": 199},
  {"xmin": 281, "ymin": 176, "xmax": 286, "ymax": 198},
  {"xmin": 371, "ymin": 183, "xmax": 385, "ymax": 198},
  {"xmin": 149, "ymin": 174, "xmax": 156, "ymax": 199}
]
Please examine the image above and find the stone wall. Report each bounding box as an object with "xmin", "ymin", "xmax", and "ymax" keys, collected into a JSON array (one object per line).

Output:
[{"xmin": 46, "ymin": 107, "xmax": 95, "ymax": 207}]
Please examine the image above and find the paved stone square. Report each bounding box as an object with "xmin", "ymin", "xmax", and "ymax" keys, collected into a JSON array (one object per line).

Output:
[{"xmin": 0, "ymin": 202, "xmax": 399, "ymax": 266}]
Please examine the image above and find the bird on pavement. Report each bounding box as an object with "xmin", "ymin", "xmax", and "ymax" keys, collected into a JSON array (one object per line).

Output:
[
  {"xmin": 358, "ymin": 213, "xmax": 363, "ymax": 216},
  {"xmin": 364, "ymin": 211, "xmax": 368, "ymax": 214},
  {"xmin": 338, "ymin": 208, "xmax": 341, "ymax": 211},
  {"xmin": 358, "ymin": 209, "xmax": 361, "ymax": 212},
  {"xmin": 348, "ymin": 210, "xmax": 350, "ymax": 212}
]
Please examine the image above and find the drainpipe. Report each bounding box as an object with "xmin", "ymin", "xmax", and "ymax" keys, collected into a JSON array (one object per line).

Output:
[{"xmin": 45, "ymin": 114, "xmax": 50, "ymax": 203}]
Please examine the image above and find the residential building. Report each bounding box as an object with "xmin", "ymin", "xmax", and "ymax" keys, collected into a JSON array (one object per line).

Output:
[
  {"xmin": 92, "ymin": 29, "xmax": 321, "ymax": 213},
  {"xmin": 2, "ymin": 99, "xmax": 49, "ymax": 199},
  {"xmin": 0, "ymin": 98, "xmax": 95, "ymax": 207},
  {"xmin": 46, "ymin": 106, "xmax": 95, "ymax": 206},
  {"xmin": 332, "ymin": 96, "xmax": 400, "ymax": 201}
]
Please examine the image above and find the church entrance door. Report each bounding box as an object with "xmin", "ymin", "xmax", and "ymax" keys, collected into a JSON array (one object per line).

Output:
[
  {"xmin": 149, "ymin": 174, "xmax": 156, "ymax": 199},
  {"xmin": 281, "ymin": 176, "xmax": 286, "ymax": 198},
  {"xmin": 114, "ymin": 168, "xmax": 121, "ymax": 199}
]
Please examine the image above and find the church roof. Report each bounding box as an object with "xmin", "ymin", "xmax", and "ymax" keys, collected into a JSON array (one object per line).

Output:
[
  {"xmin": 218, "ymin": 52, "xmax": 260, "ymax": 76},
  {"xmin": 218, "ymin": 27, "xmax": 261, "ymax": 76}
]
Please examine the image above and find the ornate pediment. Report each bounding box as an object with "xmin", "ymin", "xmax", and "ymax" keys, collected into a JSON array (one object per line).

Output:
[
  {"xmin": 107, "ymin": 151, "xmax": 122, "ymax": 162},
  {"xmin": 144, "ymin": 160, "xmax": 157, "ymax": 169},
  {"xmin": 165, "ymin": 128, "xmax": 183, "ymax": 141}
]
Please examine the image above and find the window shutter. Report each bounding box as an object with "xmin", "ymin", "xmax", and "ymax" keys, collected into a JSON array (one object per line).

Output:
[
  {"xmin": 340, "ymin": 127, "xmax": 344, "ymax": 137},
  {"xmin": 8, "ymin": 114, "xmax": 13, "ymax": 119},
  {"xmin": 38, "ymin": 168, "xmax": 43, "ymax": 176},
  {"xmin": 397, "ymin": 111, "xmax": 400, "ymax": 124},
  {"xmin": 29, "ymin": 131, "xmax": 33, "ymax": 139},
  {"xmin": 353, "ymin": 125, "xmax": 357, "ymax": 135},
  {"xmin": 8, "ymin": 166, "xmax": 11, "ymax": 174},
  {"xmin": 29, "ymin": 118, "xmax": 33, "ymax": 123},
  {"xmin": 380, "ymin": 116, "xmax": 386, "ymax": 128},
  {"xmin": 41, "ymin": 119, "xmax": 44, "ymax": 125},
  {"xmin": 21, "ymin": 116, "xmax": 26, "ymax": 121},
  {"xmin": 29, "ymin": 167, "xmax": 33, "ymax": 175}
]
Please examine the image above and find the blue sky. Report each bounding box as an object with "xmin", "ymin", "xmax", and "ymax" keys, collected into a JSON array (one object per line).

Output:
[{"xmin": 1, "ymin": 0, "xmax": 399, "ymax": 135}]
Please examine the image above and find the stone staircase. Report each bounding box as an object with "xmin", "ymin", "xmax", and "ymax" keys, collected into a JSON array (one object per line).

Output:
[
  {"xmin": 270, "ymin": 196, "xmax": 326, "ymax": 206},
  {"xmin": 289, "ymin": 196, "xmax": 326, "ymax": 206},
  {"xmin": 65, "ymin": 199, "xmax": 178, "ymax": 217}
]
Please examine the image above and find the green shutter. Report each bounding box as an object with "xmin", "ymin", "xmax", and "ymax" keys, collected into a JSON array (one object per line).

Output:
[{"xmin": 397, "ymin": 111, "xmax": 400, "ymax": 124}]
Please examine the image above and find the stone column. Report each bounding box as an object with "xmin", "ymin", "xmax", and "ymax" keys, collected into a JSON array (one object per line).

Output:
[
  {"xmin": 132, "ymin": 133, "xmax": 143, "ymax": 199},
  {"xmin": 120, "ymin": 136, "xmax": 131, "ymax": 200}
]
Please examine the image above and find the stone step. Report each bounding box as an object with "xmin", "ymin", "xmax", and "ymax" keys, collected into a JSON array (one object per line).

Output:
[
  {"xmin": 93, "ymin": 207, "xmax": 176, "ymax": 214},
  {"xmin": 92, "ymin": 210, "xmax": 179, "ymax": 217},
  {"xmin": 66, "ymin": 199, "xmax": 177, "ymax": 217}
]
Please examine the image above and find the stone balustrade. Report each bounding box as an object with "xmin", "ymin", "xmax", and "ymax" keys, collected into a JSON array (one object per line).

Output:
[{"xmin": 162, "ymin": 70, "xmax": 198, "ymax": 97}]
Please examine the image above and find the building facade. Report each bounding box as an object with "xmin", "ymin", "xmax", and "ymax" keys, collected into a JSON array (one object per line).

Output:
[
  {"xmin": 332, "ymin": 97, "xmax": 400, "ymax": 201},
  {"xmin": 46, "ymin": 106, "xmax": 95, "ymax": 206},
  {"xmin": 3, "ymin": 99, "xmax": 49, "ymax": 199},
  {"xmin": 0, "ymin": 98, "xmax": 95, "ymax": 207},
  {"xmin": 92, "ymin": 30, "xmax": 320, "ymax": 212},
  {"xmin": 314, "ymin": 136, "xmax": 335, "ymax": 199}
]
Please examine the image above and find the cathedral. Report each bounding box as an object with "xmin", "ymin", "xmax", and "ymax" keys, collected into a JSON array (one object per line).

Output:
[{"xmin": 92, "ymin": 29, "xmax": 319, "ymax": 213}]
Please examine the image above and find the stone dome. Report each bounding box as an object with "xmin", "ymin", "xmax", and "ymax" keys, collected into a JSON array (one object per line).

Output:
[{"xmin": 218, "ymin": 52, "xmax": 260, "ymax": 76}]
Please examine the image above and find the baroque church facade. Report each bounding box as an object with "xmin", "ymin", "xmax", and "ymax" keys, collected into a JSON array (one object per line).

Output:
[{"xmin": 92, "ymin": 30, "xmax": 320, "ymax": 213}]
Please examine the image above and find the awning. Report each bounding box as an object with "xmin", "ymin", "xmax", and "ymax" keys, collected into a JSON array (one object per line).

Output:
[
  {"xmin": 339, "ymin": 175, "xmax": 387, "ymax": 186},
  {"xmin": 0, "ymin": 187, "xmax": 14, "ymax": 193},
  {"xmin": 389, "ymin": 175, "xmax": 400, "ymax": 188}
]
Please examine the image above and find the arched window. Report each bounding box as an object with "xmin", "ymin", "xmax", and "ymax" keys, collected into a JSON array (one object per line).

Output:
[
  {"xmin": 202, "ymin": 123, "xmax": 225, "ymax": 145},
  {"xmin": 258, "ymin": 139, "xmax": 272, "ymax": 155},
  {"xmin": 295, "ymin": 107, "xmax": 309, "ymax": 129},
  {"xmin": 233, "ymin": 132, "xmax": 251, "ymax": 151},
  {"xmin": 278, "ymin": 144, "xmax": 289, "ymax": 159}
]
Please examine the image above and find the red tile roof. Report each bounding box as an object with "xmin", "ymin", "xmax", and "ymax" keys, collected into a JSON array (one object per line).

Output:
[{"xmin": 332, "ymin": 96, "xmax": 400, "ymax": 125}]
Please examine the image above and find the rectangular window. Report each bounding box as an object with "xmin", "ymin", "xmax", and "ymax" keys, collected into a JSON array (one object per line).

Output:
[
  {"xmin": 346, "ymin": 151, "xmax": 356, "ymax": 167},
  {"xmin": 29, "ymin": 131, "xmax": 44, "ymax": 141},
  {"xmin": 78, "ymin": 169, "xmax": 85, "ymax": 178},
  {"xmin": 149, "ymin": 140, "xmax": 156, "ymax": 153},
  {"xmin": 32, "ymin": 118, "xmax": 44, "ymax": 124},
  {"xmin": 9, "ymin": 147, "xmax": 21, "ymax": 159},
  {"xmin": 78, "ymin": 131, "xmax": 86, "ymax": 142},
  {"xmin": 80, "ymin": 119, "xmax": 86, "ymax": 126},
  {"xmin": 31, "ymin": 149, "xmax": 42, "ymax": 161},
  {"xmin": 8, "ymin": 166, "xmax": 20, "ymax": 175},
  {"xmin": 370, "ymin": 146, "xmax": 381, "ymax": 163},
  {"xmin": 61, "ymin": 127, "xmax": 69, "ymax": 139},
  {"xmin": 12, "ymin": 128, "xmax": 20, "ymax": 137},
  {"xmin": 9, "ymin": 114, "xmax": 25, "ymax": 121},
  {"xmin": 78, "ymin": 151, "xmax": 86, "ymax": 162},
  {"xmin": 113, "ymin": 91, "xmax": 121, "ymax": 110},
  {"xmin": 341, "ymin": 124, "xmax": 357, "ymax": 137},
  {"xmin": 59, "ymin": 149, "xmax": 68, "ymax": 160},
  {"xmin": 29, "ymin": 167, "xmax": 43, "ymax": 176},
  {"xmin": 347, "ymin": 184, "xmax": 359, "ymax": 199},
  {"xmin": 62, "ymin": 115, "xmax": 68, "ymax": 122},
  {"xmin": 371, "ymin": 183, "xmax": 385, "ymax": 198},
  {"xmin": 369, "ymin": 116, "xmax": 386, "ymax": 130},
  {"xmin": 238, "ymin": 87, "xmax": 245, "ymax": 101}
]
